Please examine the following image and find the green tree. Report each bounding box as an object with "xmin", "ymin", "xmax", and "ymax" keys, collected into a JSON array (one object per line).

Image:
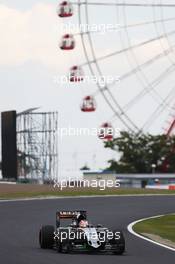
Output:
[{"xmin": 104, "ymin": 131, "xmax": 175, "ymax": 173}]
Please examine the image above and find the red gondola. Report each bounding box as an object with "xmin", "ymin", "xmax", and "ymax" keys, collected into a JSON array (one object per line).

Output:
[
  {"xmin": 98, "ymin": 122, "xmax": 114, "ymax": 141},
  {"xmin": 69, "ymin": 66, "xmax": 84, "ymax": 82},
  {"xmin": 58, "ymin": 1, "xmax": 73, "ymax": 18},
  {"xmin": 60, "ymin": 34, "xmax": 75, "ymax": 50},
  {"xmin": 81, "ymin": 96, "xmax": 96, "ymax": 112}
]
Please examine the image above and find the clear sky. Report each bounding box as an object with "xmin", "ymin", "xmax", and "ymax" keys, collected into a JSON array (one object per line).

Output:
[{"xmin": 0, "ymin": 0, "xmax": 174, "ymax": 177}]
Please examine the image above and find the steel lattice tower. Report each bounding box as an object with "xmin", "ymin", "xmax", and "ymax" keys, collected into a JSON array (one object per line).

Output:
[{"xmin": 17, "ymin": 108, "xmax": 58, "ymax": 181}]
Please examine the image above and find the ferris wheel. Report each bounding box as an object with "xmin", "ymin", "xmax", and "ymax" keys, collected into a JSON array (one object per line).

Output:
[{"xmin": 57, "ymin": 0, "xmax": 175, "ymax": 140}]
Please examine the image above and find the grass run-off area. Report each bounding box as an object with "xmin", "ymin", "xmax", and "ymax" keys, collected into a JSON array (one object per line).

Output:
[
  {"xmin": 0, "ymin": 184, "xmax": 175, "ymax": 199},
  {"xmin": 133, "ymin": 214, "xmax": 175, "ymax": 243}
]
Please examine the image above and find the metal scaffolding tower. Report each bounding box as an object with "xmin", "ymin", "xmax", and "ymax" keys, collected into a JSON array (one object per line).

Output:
[{"xmin": 17, "ymin": 108, "xmax": 58, "ymax": 181}]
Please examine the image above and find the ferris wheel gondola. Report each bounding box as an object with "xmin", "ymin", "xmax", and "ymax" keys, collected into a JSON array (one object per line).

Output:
[
  {"xmin": 81, "ymin": 96, "xmax": 96, "ymax": 112},
  {"xmin": 58, "ymin": 1, "xmax": 73, "ymax": 18},
  {"xmin": 69, "ymin": 66, "xmax": 84, "ymax": 82},
  {"xmin": 60, "ymin": 34, "xmax": 75, "ymax": 50},
  {"xmin": 98, "ymin": 122, "xmax": 114, "ymax": 141}
]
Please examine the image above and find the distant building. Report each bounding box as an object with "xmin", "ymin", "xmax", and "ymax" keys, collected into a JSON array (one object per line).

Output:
[
  {"xmin": 83, "ymin": 171, "xmax": 116, "ymax": 186},
  {"xmin": 83, "ymin": 171, "xmax": 175, "ymax": 189}
]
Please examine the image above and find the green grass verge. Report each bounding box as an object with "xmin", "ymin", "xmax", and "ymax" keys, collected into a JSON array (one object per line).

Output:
[
  {"xmin": 1, "ymin": 188, "xmax": 175, "ymax": 199},
  {"xmin": 133, "ymin": 214, "xmax": 175, "ymax": 243}
]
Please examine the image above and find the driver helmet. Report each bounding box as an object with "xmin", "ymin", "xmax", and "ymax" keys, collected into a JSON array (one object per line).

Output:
[{"xmin": 79, "ymin": 219, "xmax": 88, "ymax": 228}]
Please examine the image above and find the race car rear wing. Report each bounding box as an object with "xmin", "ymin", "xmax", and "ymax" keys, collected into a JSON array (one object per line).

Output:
[
  {"xmin": 56, "ymin": 210, "xmax": 87, "ymax": 227},
  {"xmin": 57, "ymin": 210, "xmax": 87, "ymax": 219}
]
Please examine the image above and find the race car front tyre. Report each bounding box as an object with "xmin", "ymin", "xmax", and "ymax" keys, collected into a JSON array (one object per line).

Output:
[
  {"xmin": 113, "ymin": 245, "xmax": 125, "ymax": 255},
  {"xmin": 61, "ymin": 242, "xmax": 72, "ymax": 254},
  {"xmin": 39, "ymin": 225, "xmax": 54, "ymax": 249},
  {"xmin": 56, "ymin": 240, "xmax": 62, "ymax": 253}
]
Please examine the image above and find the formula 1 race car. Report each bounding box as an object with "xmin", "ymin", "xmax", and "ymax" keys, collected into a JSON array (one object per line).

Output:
[{"xmin": 39, "ymin": 210, "xmax": 125, "ymax": 255}]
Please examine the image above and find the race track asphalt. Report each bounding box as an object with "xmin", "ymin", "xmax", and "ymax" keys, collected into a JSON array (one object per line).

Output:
[{"xmin": 0, "ymin": 195, "xmax": 175, "ymax": 264}]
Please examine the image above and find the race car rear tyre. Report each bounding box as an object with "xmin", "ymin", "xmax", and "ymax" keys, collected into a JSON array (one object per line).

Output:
[
  {"xmin": 39, "ymin": 225, "xmax": 54, "ymax": 249},
  {"xmin": 110, "ymin": 230, "xmax": 125, "ymax": 255}
]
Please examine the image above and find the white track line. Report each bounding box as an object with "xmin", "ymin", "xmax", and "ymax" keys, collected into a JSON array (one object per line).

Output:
[
  {"xmin": 0, "ymin": 193, "xmax": 175, "ymax": 203},
  {"xmin": 0, "ymin": 194, "xmax": 175, "ymax": 203},
  {"xmin": 127, "ymin": 215, "xmax": 175, "ymax": 252}
]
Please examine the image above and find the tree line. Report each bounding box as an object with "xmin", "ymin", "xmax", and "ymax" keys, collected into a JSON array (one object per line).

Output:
[{"xmin": 104, "ymin": 131, "xmax": 175, "ymax": 173}]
